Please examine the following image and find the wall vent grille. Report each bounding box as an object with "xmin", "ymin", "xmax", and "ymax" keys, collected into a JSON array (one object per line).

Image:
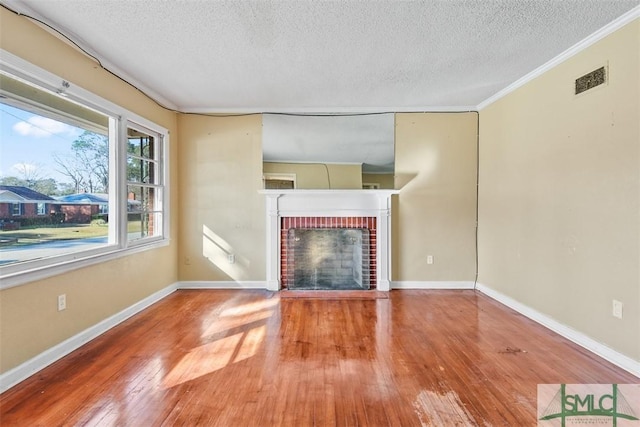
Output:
[{"xmin": 575, "ymin": 66, "xmax": 606, "ymax": 95}]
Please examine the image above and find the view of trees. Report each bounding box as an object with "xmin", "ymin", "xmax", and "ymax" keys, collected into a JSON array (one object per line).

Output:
[
  {"xmin": 1, "ymin": 131, "xmax": 109, "ymax": 197},
  {"xmin": 54, "ymin": 131, "xmax": 109, "ymax": 194}
]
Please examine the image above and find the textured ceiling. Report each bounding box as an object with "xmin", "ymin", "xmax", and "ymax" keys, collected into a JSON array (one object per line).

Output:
[
  {"xmin": 3, "ymin": 0, "xmax": 638, "ymax": 113},
  {"xmin": 2, "ymin": 1, "xmax": 638, "ymax": 173}
]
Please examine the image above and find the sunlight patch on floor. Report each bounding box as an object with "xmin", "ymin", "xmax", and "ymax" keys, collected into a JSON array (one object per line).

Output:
[
  {"xmin": 233, "ymin": 325, "xmax": 266, "ymax": 364},
  {"xmin": 201, "ymin": 309, "xmax": 274, "ymax": 337},
  {"xmin": 164, "ymin": 324, "xmax": 268, "ymax": 389},
  {"xmin": 163, "ymin": 333, "xmax": 243, "ymax": 389},
  {"xmin": 219, "ymin": 297, "xmax": 280, "ymax": 317}
]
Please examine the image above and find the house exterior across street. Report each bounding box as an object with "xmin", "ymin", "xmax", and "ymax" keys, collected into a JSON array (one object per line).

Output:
[
  {"xmin": 0, "ymin": 186, "xmax": 57, "ymax": 228},
  {"xmin": 0, "ymin": 186, "xmax": 109, "ymax": 227},
  {"xmin": 56, "ymin": 193, "xmax": 109, "ymax": 223}
]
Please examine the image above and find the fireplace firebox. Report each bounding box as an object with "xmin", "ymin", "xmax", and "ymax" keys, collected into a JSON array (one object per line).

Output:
[{"xmin": 286, "ymin": 228, "xmax": 370, "ymax": 290}]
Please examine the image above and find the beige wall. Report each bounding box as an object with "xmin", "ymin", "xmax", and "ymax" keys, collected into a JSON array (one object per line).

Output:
[
  {"xmin": 478, "ymin": 21, "xmax": 639, "ymax": 361},
  {"xmin": 263, "ymin": 162, "xmax": 363, "ymax": 189},
  {"xmin": 0, "ymin": 9, "xmax": 179, "ymax": 373},
  {"xmin": 394, "ymin": 113, "xmax": 478, "ymax": 281},
  {"xmin": 179, "ymin": 115, "xmax": 265, "ymax": 281},
  {"xmin": 362, "ymin": 173, "xmax": 394, "ymax": 189}
]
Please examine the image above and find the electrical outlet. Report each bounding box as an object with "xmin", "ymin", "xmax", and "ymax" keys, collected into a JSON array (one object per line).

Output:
[
  {"xmin": 426, "ymin": 255, "xmax": 434, "ymax": 265},
  {"xmin": 228, "ymin": 254, "xmax": 235, "ymax": 264},
  {"xmin": 612, "ymin": 300, "xmax": 623, "ymax": 319},
  {"xmin": 57, "ymin": 294, "xmax": 66, "ymax": 311}
]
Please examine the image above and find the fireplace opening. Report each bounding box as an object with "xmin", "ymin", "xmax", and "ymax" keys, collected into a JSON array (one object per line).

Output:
[{"xmin": 286, "ymin": 228, "xmax": 370, "ymax": 290}]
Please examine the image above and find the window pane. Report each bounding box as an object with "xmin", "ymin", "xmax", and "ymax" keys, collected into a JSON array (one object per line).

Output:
[
  {"xmin": 127, "ymin": 130, "xmax": 153, "ymax": 159},
  {"xmin": 126, "ymin": 124, "xmax": 162, "ymax": 243},
  {"xmin": 0, "ymin": 79, "xmax": 112, "ymax": 266},
  {"xmin": 126, "ymin": 158, "xmax": 155, "ymax": 184},
  {"xmin": 126, "ymin": 185, "xmax": 161, "ymax": 241},
  {"xmin": 127, "ymin": 185, "xmax": 158, "ymax": 213},
  {"xmin": 127, "ymin": 211, "xmax": 162, "ymax": 241}
]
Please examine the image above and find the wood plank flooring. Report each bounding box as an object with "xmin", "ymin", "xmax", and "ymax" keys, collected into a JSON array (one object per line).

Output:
[{"xmin": 1, "ymin": 290, "xmax": 637, "ymax": 426}]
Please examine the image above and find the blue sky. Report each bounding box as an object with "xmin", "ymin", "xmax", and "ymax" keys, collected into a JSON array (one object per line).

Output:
[{"xmin": 0, "ymin": 102, "xmax": 82, "ymax": 184}]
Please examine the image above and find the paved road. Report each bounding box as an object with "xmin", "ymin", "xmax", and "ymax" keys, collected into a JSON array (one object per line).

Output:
[{"xmin": 0, "ymin": 237, "xmax": 108, "ymax": 265}]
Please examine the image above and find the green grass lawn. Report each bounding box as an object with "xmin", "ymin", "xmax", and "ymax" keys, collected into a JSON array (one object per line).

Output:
[
  {"xmin": 0, "ymin": 224, "xmax": 107, "ymax": 242},
  {"xmin": 0, "ymin": 222, "xmax": 142, "ymax": 246}
]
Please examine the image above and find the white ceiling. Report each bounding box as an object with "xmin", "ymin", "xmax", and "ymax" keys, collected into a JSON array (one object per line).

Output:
[
  {"xmin": 3, "ymin": 0, "xmax": 638, "ymax": 113},
  {"xmin": 2, "ymin": 1, "xmax": 638, "ymax": 173}
]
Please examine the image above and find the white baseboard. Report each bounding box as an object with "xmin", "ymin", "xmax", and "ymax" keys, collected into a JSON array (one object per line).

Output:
[
  {"xmin": 0, "ymin": 283, "xmax": 178, "ymax": 394},
  {"xmin": 177, "ymin": 281, "xmax": 266, "ymax": 289},
  {"xmin": 392, "ymin": 281, "xmax": 475, "ymax": 290},
  {"xmin": 476, "ymin": 283, "xmax": 640, "ymax": 378}
]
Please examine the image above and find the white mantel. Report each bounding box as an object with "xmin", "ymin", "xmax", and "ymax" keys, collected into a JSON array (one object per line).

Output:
[{"xmin": 260, "ymin": 189, "xmax": 399, "ymax": 291}]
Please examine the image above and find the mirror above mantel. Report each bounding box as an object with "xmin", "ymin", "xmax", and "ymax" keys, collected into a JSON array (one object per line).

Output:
[{"xmin": 262, "ymin": 113, "xmax": 395, "ymax": 190}]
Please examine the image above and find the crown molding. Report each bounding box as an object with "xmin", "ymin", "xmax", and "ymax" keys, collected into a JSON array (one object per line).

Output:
[{"xmin": 179, "ymin": 106, "xmax": 477, "ymax": 115}]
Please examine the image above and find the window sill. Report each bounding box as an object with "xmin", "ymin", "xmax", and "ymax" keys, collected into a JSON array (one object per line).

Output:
[{"xmin": 0, "ymin": 238, "xmax": 170, "ymax": 290}]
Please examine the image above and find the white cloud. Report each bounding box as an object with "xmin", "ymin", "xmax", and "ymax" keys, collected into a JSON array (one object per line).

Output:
[{"xmin": 13, "ymin": 116, "xmax": 75, "ymax": 138}]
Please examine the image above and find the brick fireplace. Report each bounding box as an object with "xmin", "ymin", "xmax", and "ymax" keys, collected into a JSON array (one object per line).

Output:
[
  {"xmin": 281, "ymin": 216, "xmax": 376, "ymax": 289},
  {"xmin": 260, "ymin": 189, "xmax": 397, "ymax": 291}
]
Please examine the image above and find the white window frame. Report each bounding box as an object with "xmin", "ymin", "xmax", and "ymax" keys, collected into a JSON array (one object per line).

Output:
[
  {"xmin": 0, "ymin": 50, "xmax": 170, "ymax": 290},
  {"xmin": 36, "ymin": 203, "xmax": 46, "ymax": 216},
  {"xmin": 10, "ymin": 203, "xmax": 22, "ymax": 216},
  {"xmin": 125, "ymin": 122, "xmax": 165, "ymax": 244}
]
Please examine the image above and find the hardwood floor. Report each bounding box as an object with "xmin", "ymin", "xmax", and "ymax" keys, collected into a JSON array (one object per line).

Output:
[{"xmin": 1, "ymin": 290, "xmax": 637, "ymax": 426}]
